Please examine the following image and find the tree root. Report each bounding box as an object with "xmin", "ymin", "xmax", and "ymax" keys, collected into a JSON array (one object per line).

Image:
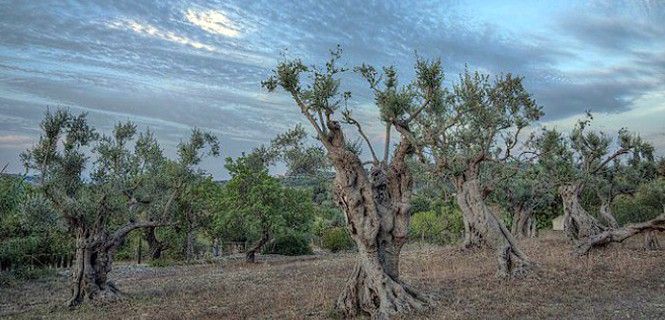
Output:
[{"xmin": 336, "ymin": 264, "xmax": 430, "ymax": 320}]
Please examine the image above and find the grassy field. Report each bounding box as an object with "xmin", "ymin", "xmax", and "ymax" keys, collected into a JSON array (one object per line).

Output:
[{"xmin": 1, "ymin": 231, "xmax": 664, "ymax": 319}]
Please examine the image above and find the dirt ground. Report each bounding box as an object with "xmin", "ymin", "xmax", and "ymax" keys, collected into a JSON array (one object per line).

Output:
[{"xmin": 1, "ymin": 231, "xmax": 664, "ymax": 319}]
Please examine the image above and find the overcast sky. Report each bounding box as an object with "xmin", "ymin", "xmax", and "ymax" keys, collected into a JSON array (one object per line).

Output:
[{"xmin": 1, "ymin": 0, "xmax": 664, "ymax": 178}]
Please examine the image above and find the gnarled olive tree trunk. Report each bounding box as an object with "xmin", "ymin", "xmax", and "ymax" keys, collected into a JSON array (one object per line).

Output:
[
  {"xmin": 144, "ymin": 226, "xmax": 166, "ymax": 260},
  {"xmin": 576, "ymin": 214, "xmax": 665, "ymax": 255},
  {"xmin": 559, "ymin": 184, "xmax": 605, "ymax": 240},
  {"xmin": 598, "ymin": 200, "xmax": 619, "ymax": 229},
  {"xmin": 324, "ymin": 121, "xmax": 428, "ymax": 319},
  {"xmin": 68, "ymin": 221, "xmax": 162, "ymax": 307},
  {"xmin": 644, "ymin": 231, "xmax": 660, "ymax": 250},
  {"xmin": 454, "ymin": 174, "xmax": 530, "ymax": 277},
  {"xmin": 245, "ymin": 231, "xmax": 270, "ymax": 263},
  {"xmin": 511, "ymin": 207, "xmax": 536, "ymax": 238}
]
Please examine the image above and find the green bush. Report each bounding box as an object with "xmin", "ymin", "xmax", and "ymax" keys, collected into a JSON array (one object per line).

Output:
[
  {"xmin": 409, "ymin": 205, "xmax": 463, "ymax": 245},
  {"xmin": 321, "ymin": 227, "xmax": 354, "ymax": 253},
  {"xmin": 264, "ymin": 233, "xmax": 312, "ymax": 256}
]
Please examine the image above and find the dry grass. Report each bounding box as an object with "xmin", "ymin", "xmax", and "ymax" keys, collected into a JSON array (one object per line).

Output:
[{"xmin": 1, "ymin": 231, "xmax": 664, "ymax": 319}]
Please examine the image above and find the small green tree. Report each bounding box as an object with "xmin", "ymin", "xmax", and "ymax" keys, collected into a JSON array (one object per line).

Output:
[{"xmin": 219, "ymin": 153, "xmax": 313, "ymax": 263}]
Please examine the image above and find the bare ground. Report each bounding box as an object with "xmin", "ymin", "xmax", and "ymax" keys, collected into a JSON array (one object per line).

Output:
[{"xmin": 1, "ymin": 231, "xmax": 664, "ymax": 319}]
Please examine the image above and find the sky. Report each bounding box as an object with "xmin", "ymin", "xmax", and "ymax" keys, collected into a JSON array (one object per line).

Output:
[{"xmin": 1, "ymin": 0, "xmax": 664, "ymax": 178}]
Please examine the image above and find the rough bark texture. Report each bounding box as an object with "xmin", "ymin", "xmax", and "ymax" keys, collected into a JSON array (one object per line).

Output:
[
  {"xmin": 245, "ymin": 232, "xmax": 270, "ymax": 263},
  {"xmin": 559, "ymin": 184, "xmax": 605, "ymax": 240},
  {"xmin": 322, "ymin": 120, "xmax": 428, "ymax": 319},
  {"xmin": 576, "ymin": 214, "xmax": 665, "ymax": 255},
  {"xmin": 454, "ymin": 171, "xmax": 530, "ymax": 277},
  {"xmin": 68, "ymin": 221, "xmax": 163, "ymax": 307},
  {"xmin": 644, "ymin": 231, "xmax": 660, "ymax": 250},
  {"xmin": 144, "ymin": 226, "xmax": 166, "ymax": 260},
  {"xmin": 598, "ymin": 200, "xmax": 619, "ymax": 229},
  {"xmin": 511, "ymin": 207, "xmax": 537, "ymax": 238}
]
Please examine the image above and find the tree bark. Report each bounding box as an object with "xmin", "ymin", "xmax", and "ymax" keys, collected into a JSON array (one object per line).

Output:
[
  {"xmin": 245, "ymin": 231, "xmax": 270, "ymax": 263},
  {"xmin": 454, "ymin": 176, "xmax": 530, "ymax": 277},
  {"xmin": 322, "ymin": 120, "xmax": 428, "ymax": 319},
  {"xmin": 511, "ymin": 207, "xmax": 536, "ymax": 238},
  {"xmin": 644, "ymin": 231, "xmax": 660, "ymax": 250},
  {"xmin": 559, "ymin": 184, "xmax": 605, "ymax": 240},
  {"xmin": 68, "ymin": 228, "xmax": 121, "ymax": 307},
  {"xmin": 598, "ymin": 200, "xmax": 619, "ymax": 229},
  {"xmin": 68, "ymin": 221, "xmax": 166, "ymax": 307},
  {"xmin": 144, "ymin": 226, "xmax": 166, "ymax": 260},
  {"xmin": 576, "ymin": 214, "xmax": 665, "ymax": 255}
]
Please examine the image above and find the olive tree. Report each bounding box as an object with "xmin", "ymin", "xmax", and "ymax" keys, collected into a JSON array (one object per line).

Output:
[
  {"xmin": 21, "ymin": 109, "xmax": 217, "ymax": 306},
  {"xmin": 416, "ymin": 70, "xmax": 543, "ymax": 276},
  {"xmin": 490, "ymin": 162, "xmax": 555, "ymax": 238},
  {"xmin": 262, "ymin": 49, "xmax": 434, "ymax": 318},
  {"xmin": 536, "ymin": 116, "xmax": 652, "ymax": 240}
]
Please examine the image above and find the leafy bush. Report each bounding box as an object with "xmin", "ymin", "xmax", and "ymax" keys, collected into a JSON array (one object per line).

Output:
[
  {"xmin": 409, "ymin": 205, "xmax": 463, "ymax": 245},
  {"xmin": 321, "ymin": 227, "xmax": 354, "ymax": 252},
  {"xmin": 264, "ymin": 233, "xmax": 312, "ymax": 256},
  {"xmin": 409, "ymin": 211, "xmax": 445, "ymax": 244}
]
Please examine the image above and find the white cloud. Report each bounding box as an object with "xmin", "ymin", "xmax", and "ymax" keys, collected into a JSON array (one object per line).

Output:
[
  {"xmin": 185, "ymin": 9, "xmax": 241, "ymax": 38},
  {"xmin": 107, "ymin": 19, "xmax": 217, "ymax": 51}
]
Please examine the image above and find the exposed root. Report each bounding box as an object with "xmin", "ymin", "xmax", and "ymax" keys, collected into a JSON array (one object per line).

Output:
[
  {"xmin": 336, "ymin": 264, "xmax": 430, "ymax": 320},
  {"xmin": 496, "ymin": 244, "xmax": 531, "ymax": 279}
]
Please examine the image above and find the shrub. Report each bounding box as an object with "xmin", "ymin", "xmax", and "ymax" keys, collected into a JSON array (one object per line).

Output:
[
  {"xmin": 409, "ymin": 205, "xmax": 463, "ymax": 245},
  {"xmin": 409, "ymin": 210, "xmax": 445, "ymax": 244},
  {"xmin": 264, "ymin": 233, "xmax": 313, "ymax": 256},
  {"xmin": 321, "ymin": 227, "xmax": 354, "ymax": 252}
]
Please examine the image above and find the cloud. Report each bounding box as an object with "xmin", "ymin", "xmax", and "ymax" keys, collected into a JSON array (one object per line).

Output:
[
  {"xmin": 0, "ymin": 0, "xmax": 664, "ymax": 178},
  {"xmin": 185, "ymin": 9, "xmax": 241, "ymax": 38},
  {"xmin": 107, "ymin": 18, "xmax": 217, "ymax": 51}
]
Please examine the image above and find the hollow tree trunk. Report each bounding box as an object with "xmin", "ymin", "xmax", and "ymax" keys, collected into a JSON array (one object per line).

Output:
[
  {"xmin": 598, "ymin": 200, "xmax": 619, "ymax": 229},
  {"xmin": 559, "ymin": 184, "xmax": 605, "ymax": 240},
  {"xmin": 511, "ymin": 207, "xmax": 536, "ymax": 238},
  {"xmin": 324, "ymin": 120, "xmax": 428, "ymax": 319},
  {"xmin": 455, "ymin": 177, "xmax": 530, "ymax": 277},
  {"xmin": 68, "ymin": 228, "xmax": 121, "ymax": 307},
  {"xmin": 68, "ymin": 221, "xmax": 165, "ymax": 307},
  {"xmin": 245, "ymin": 232, "xmax": 270, "ymax": 263},
  {"xmin": 576, "ymin": 214, "xmax": 665, "ymax": 255}
]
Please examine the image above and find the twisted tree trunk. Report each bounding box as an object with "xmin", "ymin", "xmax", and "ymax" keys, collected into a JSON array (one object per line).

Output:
[
  {"xmin": 245, "ymin": 231, "xmax": 270, "ymax": 263},
  {"xmin": 68, "ymin": 221, "xmax": 164, "ymax": 307},
  {"xmin": 323, "ymin": 121, "xmax": 428, "ymax": 319},
  {"xmin": 644, "ymin": 231, "xmax": 660, "ymax": 250},
  {"xmin": 454, "ymin": 174, "xmax": 530, "ymax": 277},
  {"xmin": 144, "ymin": 226, "xmax": 166, "ymax": 260},
  {"xmin": 511, "ymin": 206, "xmax": 536, "ymax": 238},
  {"xmin": 559, "ymin": 184, "xmax": 605, "ymax": 240},
  {"xmin": 576, "ymin": 214, "xmax": 665, "ymax": 255},
  {"xmin": 598, "ymin": 200, "xmax": 619, "ymax": 228}
]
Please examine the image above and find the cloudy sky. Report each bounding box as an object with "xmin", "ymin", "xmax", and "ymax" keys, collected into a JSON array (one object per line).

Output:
[{"xmin": 1, "ymin": 0, "xmax": 664, "ymax": 178}]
